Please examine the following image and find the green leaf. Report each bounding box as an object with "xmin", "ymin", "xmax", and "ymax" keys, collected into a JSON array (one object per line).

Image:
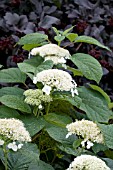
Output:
[
  {"xmin": 18, "ymin": 63, "xmax": 36, "ymax": 74},
  {"xmin": 35, "ymin": 60, "xmax": 53, "ymax": 74},
  {"xmin": 0, "ymin": 95, "xmax": 31, "ymax": 113},
  {"xmin": 108, "ymin": 102, "xmax": 113, "ymax": 109},
  {"xmin": 44, "ymin": 113, "xmax": 72, "ymax": 128},
  {"xmin": 103, "ymin": 158, "xmax": 113, "ymax": 170},
  {"xmin": 66, "ymin": 33, "xmax": 78, "ymax": 42},
  {"xmin": 63, "ymin": 26, "xmax": 75, "ymax": 35},
  {"xmin": 28, "ymin": 160, "xmax": 54, "ymax": 170},
  {"xmin": 74, "ymin": 36, "xmax": 111, "ymax": 51},
  {"xmin": 67, "ymin": 66, "xmax": 83, "ymax": 76},
  {"xmin": 54, "ymin": 35, "xmax": 65, "ymax": 42},
  {"xmin": 45, "ymin": 125, "xmax": 70, "ymax": 144},
  {"xmin": 0, "ymin": 68, "xmax": 26, "ymax": 83},
  {"xmin": 53, "ymin": 91, "xmax": 82, "ymax": 108},
  {"xmin": 92, "ymin": 143, "xmax": 108, "ymax": 153},
  {"xmin": 7, "ymin": 143, "xmax": 40, "ymax": 170},
  {"xmin": 0, "ymin": 105, "xmax": 20, "ymax": 118},
  {"xmin": 105, "ymin": 150, "xmax": 113, "ymax": 159},
  {"xmin": 89, "ymin": 84, "xmax": 111, "ymax": 104},
  {"xmin": 58, "ymin": 145, "xmax": 83, "ymax": 156},
  {"xmin": 78, "ymin": 87, "xmax": 113, "ymax": 122},
  {"xmin": 98, "ymin": 124, "xmax": 113, "ymax": 149},
  {"xmin": 0, "ymin": 87, "xmax": 24, "ymax": 98},
  {"xmin": 18, "ymin": 33, "xmax": 48, "ymax": 45},
  {"xmin": 73, "ymin": 139, "xmax": 82, "ymax": 149},
  {"xmin": 71, "ymin": 53, "xmax": 103, "ymax": 83},
  {"xmin": 49, "ymin": 100, "xmax": 76, "ymax": 116},
  {"xmin": 22, "ymin": 42, "xmax": 48, "ymax": 51},
  {"xmin": 52, "ymin": 27, "xmax": 59, "ymax": 35},
  {"xmin": 19, "ymin": 115, "xmax": 45, "ymax": 136},
  {"xmin": 18, "ymin": 56, "xmax": 43, "ymax": 74},
  {"xmin": 24, "ymin": 55, "xmax": 43, "ymax": 66}
]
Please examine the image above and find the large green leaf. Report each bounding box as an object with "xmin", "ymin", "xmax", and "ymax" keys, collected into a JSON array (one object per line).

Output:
[
  {"xmin": 0, "ymin": 87, "xmax": 24, "ymax": 98},
  {"xmin": 0, "ymin": 95, "xmax": 31, "ymax": 113},
  {"xmin": 78, "ymin": 87, "xmax": 113, "ymax": 122},
  {"xmin": 18, "ymin": 56, "xmax": 43, "ymax": 74},
  {"xmin": 35, "ymin": 60, "xmax": 53, "ymax": 74},
  {"xmin": 28, "ymin": 160, "xmax": 54, "ymax": 170},
  {"xmin": 58, "ymin": 145, "xmax": 81, "ymax": 156},
  {"xmin": 53, "ymin": 91, "xmax": 82, "ymax": 108},
  {"xmin": 74, "ymin": 36, "xmax": 111, "ymax": 51},
  {"xmin": 103, "ymin": 158, "xmax": 113, "ymax": 170},
  {"xmin": 92, "ymin": 143, "xmax": 108, "ymax": 154},
  {"xmin": 89, "ymin": 84, "xmax": 111, "ymax": 104},
  {"xmin": 46, "ymin": 125, "xmax": 75, "ymax": 144},
  {"xmin": 46, "ymin": 126, "xmax": 67, "ymax": 143},
  {"xmin": 71, "ymin": 53, "xmax": 103, "ymax": 83},
  {"xmin": 0, "ymin": 68, "xmax": 26, "ymax": 83},
  {"xmin": 0, "ymin": 105, "xmax": 20, "ymax": 118},
  {"xmin": 44, "ymin": 113, "xmax": 72, "ymax": 128},
  {"xmin": 7, "ymin": 143, "xmax": 40, "ymax": 170},
  {"xmin": 18, "ymin": 33, "xmax": 48, "ymax": 45},
  {"xmin": 98, "ymin": 124, "xmax": 113, "ymax": 149},
  {"xmin": 22, "ymin": 42, "xmax": 48, "ymax": 51},
  {"xmin": 18, "ymin": 115, "xmax": 46, "ymax": 136}
]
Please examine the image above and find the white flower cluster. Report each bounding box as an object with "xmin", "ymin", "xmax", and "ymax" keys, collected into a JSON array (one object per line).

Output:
[
  {"xmin": 33, "ymin": 69, "xmax": 78, "ymax": 96},
  {"xmin": 24, "ymin": 89, "xmax": 52, "ymax": 107},
  {"xmin": 30, "ymin": 43, "xmax": 71, "ymax": 64},
  {"xmin": 67, "ymin": 155, "xmax": 110, "ymax": 170},
  {"xmin": 0, "ymin": 118, "xmax": 31, "ymax": 151},
  {"xmin": 66, "ymin": 119, "xmax": 104, "ymax": 149}
]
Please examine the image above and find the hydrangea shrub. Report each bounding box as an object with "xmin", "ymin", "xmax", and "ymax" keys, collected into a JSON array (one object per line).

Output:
[{"xmin": 0, "ymin": 27, "xmax": 113, "ymax": 170}]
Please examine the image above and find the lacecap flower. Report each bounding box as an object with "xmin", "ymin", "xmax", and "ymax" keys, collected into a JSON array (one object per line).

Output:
[
  {"xmin": 24, "ymin": 89, "xmax": 52, "ymax": 107},
  {"xmin": 33, "ymin": 69, "xmax": 78, "ymax": 97},
  {"xmin": 30, "ymin": 43, "xmax": 71, "ymax": 65},
  {"xmin": 66, "ymin": 119, "xmax": 104, "ymax": 149},
  {"xmin": 67, "ymin": 155, "xmax": 110, "ymax": 170}
]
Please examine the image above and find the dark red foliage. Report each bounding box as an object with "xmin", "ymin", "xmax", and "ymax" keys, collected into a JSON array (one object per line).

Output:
[
  {"xmin": 88, "ymin": 48, "xmax": 101, "ymax": 59},
  {"xmin": 0, "ymin": 37, "xmax": 15, "ymax": 51},
  {"xmin": 108, "ymin": 17, "xmax": 113, "ymax": 27},
  {"xmin": 10, "ymin": 0, "xmax": 21, "ymax": 6},
  {"xmin": 12, "ymin": 54, "xmax": 24, "ymax": 63},
  {"xmin": 75, "ymin": 20, "xmax": 88, "ymax": 34}
]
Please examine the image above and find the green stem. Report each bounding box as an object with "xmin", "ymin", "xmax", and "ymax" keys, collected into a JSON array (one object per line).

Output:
[
  {"xmin": 46, "ymin": 103, "xmax": 50, "ymax": 115},
  {"xmin": 58, "ymin": 41, "xmax": 61, "ymax": 46},
  {"xmin": 3, "ymin": 144, "xmax": 8, "ymax": 170},
  {"xmin": 23, "ymin": 83, "xmax": 29, "ymax": 89}
]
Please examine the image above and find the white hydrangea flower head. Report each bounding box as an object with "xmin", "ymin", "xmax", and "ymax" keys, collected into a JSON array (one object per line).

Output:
[
  {"xmin": 67, "ymin": 155, "xmax": 110, "ymax": 170},
  {"xmin": 30, "ymin": 43, "xmax": 71, "ymax": 64},
  {"xmin": 33, "ymin": 69, "xmax": 78, "ymax": 97},
  {"xmin": 66, "ymin": 119, "xmax": 104, "ymax": 148},
  {"xmin": 0, "ymin": 118, "xmax": 31, "ymax": 142},
  {"xmin": 0, "ymin": 139, "xmax": 4, "ymax": 146}
]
